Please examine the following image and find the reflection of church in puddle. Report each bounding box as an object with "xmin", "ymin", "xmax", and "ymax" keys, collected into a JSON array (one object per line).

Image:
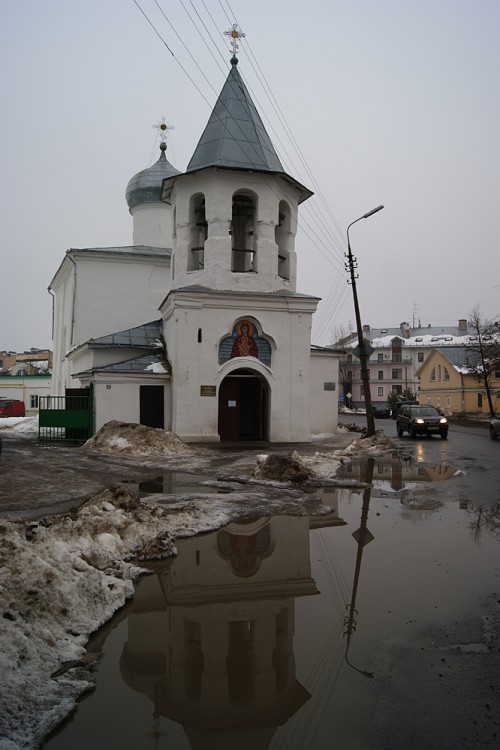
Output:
[
  {"xmin": 120, "ymin": 505, "xmax": 344, "ymax": 748},
  {"xmin": 339, "ymin": 454, "xmax": 457, "ymax": 493}
]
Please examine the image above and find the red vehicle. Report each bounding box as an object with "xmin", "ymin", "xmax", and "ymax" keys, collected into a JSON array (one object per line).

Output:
[{"xmin": 0, "ymin": 399, "xmax": 26, "ymax": 418}]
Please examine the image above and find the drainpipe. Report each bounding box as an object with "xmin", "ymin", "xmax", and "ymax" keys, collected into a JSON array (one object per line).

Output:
[
  {"xmin": 68, "ymin": 253, "xmax": 77, "ymax": 346},
  {"xmin": 48, "ymin": 287, "xmax": 55, "ymax": 343}
]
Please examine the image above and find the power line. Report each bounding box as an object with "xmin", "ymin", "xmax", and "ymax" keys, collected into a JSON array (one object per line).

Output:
[{"xmin": 133, "ymin": 0, "xmax": 351, "ymax": 343}]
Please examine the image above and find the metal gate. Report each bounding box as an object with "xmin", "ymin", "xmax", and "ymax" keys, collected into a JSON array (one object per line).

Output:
[{"xmin": 38, "ymin": 388, "xmax": 94, "ymax": 442}]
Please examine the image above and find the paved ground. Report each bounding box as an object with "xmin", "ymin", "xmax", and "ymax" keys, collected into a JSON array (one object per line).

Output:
[{"xmin": 0, "ymin": 430, "xmax": 356, "ymax": 519}]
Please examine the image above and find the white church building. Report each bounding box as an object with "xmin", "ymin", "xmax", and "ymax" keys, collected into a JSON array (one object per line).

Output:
[{"xmin": 49, "ymin": 47, "xmax": 340, "ymax": 443}]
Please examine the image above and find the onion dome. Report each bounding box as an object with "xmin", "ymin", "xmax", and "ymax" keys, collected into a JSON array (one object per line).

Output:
[{"xmin": 126, "ymin": 143, "xmax": 181, "ymax": 211}]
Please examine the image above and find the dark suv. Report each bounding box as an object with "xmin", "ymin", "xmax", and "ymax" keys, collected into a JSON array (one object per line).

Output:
[
  {"xmin": 391, "ymin": 400, "xmax": 419, "ymax": 419},
  {"xmin": 397, "ymin": 404, "xmax": 448, "ymax": 439}
]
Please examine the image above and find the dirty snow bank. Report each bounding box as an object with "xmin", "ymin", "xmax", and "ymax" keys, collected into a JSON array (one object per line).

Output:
[
  {"xmin": 82, "ymin": 420, "xmax": 189, "ymax": 455},
  {"xmin": 2, "ymin": 481, "xmax": 281, "ymax": 750},
  {"xmin": 0, "ymin": 480, "xmax": 336, "ymax": 750},
  {"xmin": 294, "ymin": 430, "xmax": 395, "ymax": 479},
  {"xmin": 0, "ymin": 416, "xmax": 38, "ymax": 434}
]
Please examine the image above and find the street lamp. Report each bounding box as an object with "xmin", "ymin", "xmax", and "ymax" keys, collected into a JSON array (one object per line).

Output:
[{"xmin": 346, "ymin": 205, "xmax": 384, "ymax": 437}]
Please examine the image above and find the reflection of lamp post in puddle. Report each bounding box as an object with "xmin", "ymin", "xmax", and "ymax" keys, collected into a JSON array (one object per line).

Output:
[{"xmin": 344, "ymin": 458, "xmax": 375, "ymax": 678}]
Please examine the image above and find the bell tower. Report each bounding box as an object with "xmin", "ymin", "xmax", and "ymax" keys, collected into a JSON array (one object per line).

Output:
[
  {"xmin": 159, "ymin": 26, "xmax": 321, "ymax": 443},
  {"xmin": 162, "ymin": 29, "xmax": 312, "ymax": 295}
]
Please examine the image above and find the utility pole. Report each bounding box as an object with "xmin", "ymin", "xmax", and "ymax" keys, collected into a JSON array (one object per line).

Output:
[{"xmin": 345, "ymin": 206, "xmax": 384, "ymax": 437}]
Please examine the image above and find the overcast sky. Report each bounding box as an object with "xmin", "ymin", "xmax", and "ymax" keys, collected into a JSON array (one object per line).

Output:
[{"xmin": 1, "ymin": 0, "xmax": 499, "ymax": 353}]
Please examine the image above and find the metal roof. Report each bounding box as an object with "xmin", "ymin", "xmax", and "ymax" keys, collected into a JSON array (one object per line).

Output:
[
  {"xmin": 126, "ymin": 146, "xmax": 181, "ymax": 210},
  {"xmin": 75, "ymin": 353, "xmax": 168, "ymax": 376},
  {"xmin": 187, "ymin": 59, "xmax": 284, "ymax": 174},
  {"xmin": 168, "ymin": 284, "xmax": 319, "ymax": 301},
  {"xmin": 87, "ymin": 320, "xmax": 163, "ymax": 348},
  {"xmin": 67, "ymin": 245, "xmax": 171, "ymax": 258}
]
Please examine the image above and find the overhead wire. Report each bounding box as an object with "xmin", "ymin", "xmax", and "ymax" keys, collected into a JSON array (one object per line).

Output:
[
  {"xmin": 155, "ymin": 0, "xmax": 228, "ymax": 81},
  {"xmin": 133, "ymin": 0, "xmax": 352, "ymax": 343},
  {"xmin": 209, "ymin": 2, "xmax": 353, "ymax": 341},
  {"xmin": 196, "ymin": 0, "xmax": 345, "ymax": 265},
  {"xmin": 220, "ymin": 1, "xmax": 348, "ymax": 258}
]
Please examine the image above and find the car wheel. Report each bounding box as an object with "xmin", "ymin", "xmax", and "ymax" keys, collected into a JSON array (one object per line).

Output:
[
  {"xmin": 440, "ymin": 430, "xmax": 448, "ymax": 439},
  {"xmin": 397, "ymin": 424, "xmax": 404, "ymax": 437},
  {"xmin": 490, "ymin": 426, "xmax": 498, "ymax": 441}
]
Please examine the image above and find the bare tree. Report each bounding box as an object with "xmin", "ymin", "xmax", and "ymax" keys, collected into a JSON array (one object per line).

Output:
[
  {"xmin": 329, "ymin": 323, "xmax": 356, "ymax": 348},
  {"xmin": 338, "ymin": 359, "xmax": 358, "ymax": 408},
  {"xmin": 466, "ymin": 304, "xmax": 500, "ymax": 418}
]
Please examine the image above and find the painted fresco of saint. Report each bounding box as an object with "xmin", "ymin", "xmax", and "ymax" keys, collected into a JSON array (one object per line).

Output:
[{"xmin": 231, "ymin": 320, "xmax": 258, "ymax": 358}]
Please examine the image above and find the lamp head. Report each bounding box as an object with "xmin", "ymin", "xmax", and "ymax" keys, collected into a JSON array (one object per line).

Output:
[{"xmin": 362, "ymin": 205, "xmax": 384, "ymax": 219}]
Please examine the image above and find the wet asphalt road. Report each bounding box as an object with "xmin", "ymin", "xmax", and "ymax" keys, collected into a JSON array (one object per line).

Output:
[{"xmin": 341, "ymin": 415, "xmax": 500, "ymax": 506}]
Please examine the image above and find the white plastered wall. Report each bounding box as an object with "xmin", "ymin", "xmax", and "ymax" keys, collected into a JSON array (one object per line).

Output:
[
  {"xmin": 308, "ymin": 351, "xmax": 340, "ymax": 435},
  {"xmin": 161, "ymin": 289, "xmax": 319, "ymax": 442},
  {"xmin": 50, "ymin": 250, "xmax": 171, "ymax": 394},
  {"xmin": 88, "ymin": 375, "xmax": 171, "ymax": 433},
  {"xmin": 170, "ymin": 170, "xmax": 299, "ymax": 294}
]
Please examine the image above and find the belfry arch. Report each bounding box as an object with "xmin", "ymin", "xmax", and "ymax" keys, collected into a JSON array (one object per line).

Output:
[{"xmin": 218, "ymin": 368, "xmax": 269, "ymax": 441}]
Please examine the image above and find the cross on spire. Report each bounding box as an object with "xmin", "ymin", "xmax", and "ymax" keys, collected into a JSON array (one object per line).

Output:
[{"xmin": 224, "ymin": 23, "xmax": 245, "ymax": 57}]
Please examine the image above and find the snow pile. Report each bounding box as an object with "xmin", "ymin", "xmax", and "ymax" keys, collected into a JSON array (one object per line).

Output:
[
  {"xmin": 275, "ymin": 431, "xmax": 394, "ymax": 481},
  {"xmin": 0, "ymin": 416, "xmax": 38, "ymax": 434},
  {"xmin": 253, "ymin": 451, "xmax": 317, "ymax": 482},
  {"xmin": 0, "ymin": 483, "xmax": 258, "ymax": 749},
  {"xmin": 342, "ymin": 430, "xmax": 396, "ymax": 456},
  {"xmin": 82, "ymin": 420, "xmax": 189, "ymax": 456}
]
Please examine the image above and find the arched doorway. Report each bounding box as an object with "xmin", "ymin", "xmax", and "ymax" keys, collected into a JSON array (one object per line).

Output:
[{"xmin": 218, "ymin": 369, "xmax": 269, "ymax": 442}]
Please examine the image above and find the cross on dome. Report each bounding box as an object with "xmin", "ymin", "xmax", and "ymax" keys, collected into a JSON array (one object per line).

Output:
[{"xmin": 152, "ymin": 117, "xmax": 174, "ymax": 143}]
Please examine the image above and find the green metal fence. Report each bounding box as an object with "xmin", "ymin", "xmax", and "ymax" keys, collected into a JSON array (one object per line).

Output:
[{"xmin": 38, "ymin": 394, "xmax": 94, "ymax": 442}]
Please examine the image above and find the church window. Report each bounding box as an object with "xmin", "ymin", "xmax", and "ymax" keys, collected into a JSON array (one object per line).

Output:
[
  {"xmin": 430, "ymin": 367, "xmax": 436, "ymax": 381},
  {"xmin": 231, "ymin": 192, "xmax": 256, "ymax": 272},
  {"xmin": 444, "ymin": 367, "xmax": 450, "ymax": 380},
  {"xmin": 276, "ymin": 200, "xmax": 291, "ymax": 279},
  {"xmin": 188, "ymin": 193, "xmax": 207, "ymax": 271}
]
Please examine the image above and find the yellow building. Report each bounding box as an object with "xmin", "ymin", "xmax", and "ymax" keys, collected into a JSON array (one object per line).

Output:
[{"xmin": 417, "ymin": 348, "xmax": 500, "ymax": 415}]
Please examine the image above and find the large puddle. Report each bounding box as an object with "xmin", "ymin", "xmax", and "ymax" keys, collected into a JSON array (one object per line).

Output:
[{"xmin": 43, "ymin": 457, "xmax": 500, "ymax": 749}]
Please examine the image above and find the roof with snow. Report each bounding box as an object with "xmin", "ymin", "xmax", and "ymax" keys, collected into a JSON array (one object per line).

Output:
[
  {"xmin": 74, "ymin": 353, "xmax": 169, "ymax": 377},
  {"xmin": 337, "ymin": 322, "xmax": 479, "ymax": 349}
]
